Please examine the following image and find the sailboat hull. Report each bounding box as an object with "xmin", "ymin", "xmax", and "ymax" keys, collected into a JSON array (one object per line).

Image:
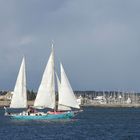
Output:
[{"xmin": 8, "ymin": 112, "xmax": 75, "ymax": 120}]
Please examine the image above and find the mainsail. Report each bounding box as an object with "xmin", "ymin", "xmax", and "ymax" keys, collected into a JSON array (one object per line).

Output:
[
  {"xmin": 56, "ymin": 73, "xmax": 71, "ymax": 111},
  {"xmin": 10, "ymin": 57, "xmax": 27, "ymax": 108},
  {"xmin": 59, "ymin": 63, "xmax": 80, "ymax": 109},
  {"xmin": 34, "ymin": 45, "xmax": 55, "ymax": 109}
]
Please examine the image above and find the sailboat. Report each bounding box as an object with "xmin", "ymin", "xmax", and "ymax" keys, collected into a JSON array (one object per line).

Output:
[{"xmin": 5, "ymin": 45, "xmax": 82, "ymax": 120}]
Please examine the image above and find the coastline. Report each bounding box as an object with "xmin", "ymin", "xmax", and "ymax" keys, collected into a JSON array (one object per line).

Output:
[
  {"xmin": 0, "ymin": 101, "xmax": 34, "ymax": 107},
  {"xmin": 82, "ymin": 104, "xmax": 140, "ymax": 108},
  {"xmin": 1, "ymin": 100, "xmax": 140, "ymax": 108}
]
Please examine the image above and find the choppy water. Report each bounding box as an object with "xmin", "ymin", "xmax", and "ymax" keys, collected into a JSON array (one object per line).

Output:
[{"xmin": 0, "ymin": 107, "xmax": 140, "ymax": 140}]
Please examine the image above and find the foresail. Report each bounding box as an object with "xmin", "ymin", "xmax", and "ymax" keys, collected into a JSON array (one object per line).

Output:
[
  {"xmin": 10, "ymin": 57, "xmax": 27, "ymax": 108},
  {"xmin": 59, "ymin": 63, "xmax": 80, "ymax": 109},
  {"xmin": 34, "ymin": 46, "xmax": 55, "ymax": 109},
  {"xmin": 56, "ymin": 72, "xmax": 71, "ymax": 111}
]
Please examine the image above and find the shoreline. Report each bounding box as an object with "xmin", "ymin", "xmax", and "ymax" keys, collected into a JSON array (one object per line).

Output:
[
  {"xmin": 1, "ymin": 100, "xmax": 140, "ymax": 108},
  {"xmin": 0, "ymin": 101, "xmax": 34, "ymax": 107},
  {"xmin": 82, "ymin": 104, "xmax": 140, "ymax": 108}
]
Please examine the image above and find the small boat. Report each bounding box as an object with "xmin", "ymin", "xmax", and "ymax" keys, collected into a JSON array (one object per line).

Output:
[{"xmin": 5, "ymin": 44, "xmax": 82, "ymax": 120}]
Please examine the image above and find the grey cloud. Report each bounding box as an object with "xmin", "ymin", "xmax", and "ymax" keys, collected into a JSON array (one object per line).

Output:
[{"xmin": 0, "ymin": 0, "xmax": 140, "ymax": 91}]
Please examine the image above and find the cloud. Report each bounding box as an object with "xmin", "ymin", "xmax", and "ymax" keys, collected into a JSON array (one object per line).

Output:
[
  {"xmin": 0, "ymin": 0, "xmax": 140, "ymax": 91},
  {"xmin": 18, "ymin": 36, "xmax": 33, "ymax": 46}
]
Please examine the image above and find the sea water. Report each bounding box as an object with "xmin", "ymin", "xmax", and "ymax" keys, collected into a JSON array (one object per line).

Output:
[{"xmin": 0, "ymin": 107, "xmax": 140, "ymax": 140}]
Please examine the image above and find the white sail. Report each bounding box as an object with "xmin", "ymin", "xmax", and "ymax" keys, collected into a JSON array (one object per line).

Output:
[
  {"xmin": 59, "ymin": 63, "xmax": 80, "ymax": 109},
  {"xmin": 10, "ymin": 57, "xmax": 27, "ymax": 108},
  {"xmin": 56, "ymin": 73, "xmax": 71, "ymax": 111},
  {"xmin": 34, "ymin": 46, "xmax": 55, "ymax": 109},
  {"xmin": 58, "ymin": 104, "xmax": 71, "ymax": 111}
]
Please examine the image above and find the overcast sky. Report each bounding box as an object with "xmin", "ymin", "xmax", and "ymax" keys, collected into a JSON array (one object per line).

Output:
[{"xmin": 0, "ymin": 0, "xmax": 140, "ymax": 92}]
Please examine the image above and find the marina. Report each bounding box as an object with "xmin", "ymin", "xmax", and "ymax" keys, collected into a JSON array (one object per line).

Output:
[
  {"xmin": 76, "ymin": 91, "xmax": 140, "ymax": 107},
  {"xmin": 1, "ymin": 91, "xmax": 140, "ymax": 108}
]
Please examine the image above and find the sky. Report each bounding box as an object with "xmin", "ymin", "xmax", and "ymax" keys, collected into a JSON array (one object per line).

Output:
[{"xmin": 0, "ymin": 0, "xmax": 140, "ymax": 92}]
